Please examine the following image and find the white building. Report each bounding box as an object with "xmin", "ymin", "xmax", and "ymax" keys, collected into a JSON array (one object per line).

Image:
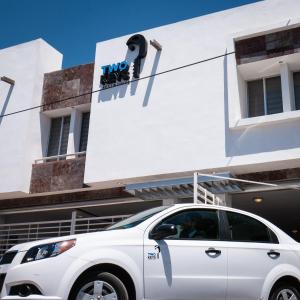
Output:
[{"xmin": 0, "ymin": 0, "xmax": 300, "ymax": 254}]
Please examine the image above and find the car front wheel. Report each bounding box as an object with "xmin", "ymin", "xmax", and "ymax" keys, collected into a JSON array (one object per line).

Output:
[
  {"xmin": 72, "ymin": 272, "xmax": 129, "ymax": 300},
  {"xmin": 270, "ymin": 285, "xmax": 300, "ymax": 300}
]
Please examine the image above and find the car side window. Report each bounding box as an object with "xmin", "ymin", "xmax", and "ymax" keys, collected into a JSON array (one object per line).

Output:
[
  {"xmin": 157, "ymin": 209, "xmax": 220, "ymax": 240},
  {"xmin": 226, "ymin": 211, "xmax": 278, "ymax": 243}
]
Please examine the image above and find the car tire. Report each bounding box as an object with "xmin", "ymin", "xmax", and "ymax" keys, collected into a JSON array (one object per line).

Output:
[
  {"xmin": 269, "ymin": 284, "xmax": 300, "ymax": 300},
  {"xmin": 70, "ymin": 271, "xmax": 129, "ymax": 300}
]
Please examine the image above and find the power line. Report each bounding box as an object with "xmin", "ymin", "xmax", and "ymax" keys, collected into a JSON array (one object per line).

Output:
[{"xmin": 0, "ymin": 51, "xmax": 235, "ymax": 118}]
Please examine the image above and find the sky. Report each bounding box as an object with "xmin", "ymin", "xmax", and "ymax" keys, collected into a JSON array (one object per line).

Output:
[{"xmin": 0, "ymin": 0, "xmax": 261, "ymax": 68}]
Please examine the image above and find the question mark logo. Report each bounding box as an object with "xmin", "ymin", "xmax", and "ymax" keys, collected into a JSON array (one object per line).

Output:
[{"xmin": 126, "ymin": 34, "xmax": 148, "ymax": 78}]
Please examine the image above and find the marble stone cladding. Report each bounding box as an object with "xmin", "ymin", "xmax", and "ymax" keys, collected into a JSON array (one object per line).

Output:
[
  {"xmin": 235, "ymin": 26, "xmax": 300, "ymax": 65},
  {"xmin": 42, "ymin": 63, "xmax": 94, "ymax": 111},
  {"xmin": 237, "ymin": 168, "xmax": 300, "ymax": 183},
  {"xmin": 30, "ymin": 157, "xmax": 86, "ymax": 193}
]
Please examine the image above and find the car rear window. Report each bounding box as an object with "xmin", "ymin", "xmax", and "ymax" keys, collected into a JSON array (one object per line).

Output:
[{"xmin": 226, "ymin": 211, "xmax": 277, "ymax": 243}]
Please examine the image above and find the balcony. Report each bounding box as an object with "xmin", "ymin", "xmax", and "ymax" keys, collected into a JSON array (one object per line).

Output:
[{"xmin": 30, "ymin": 152, "xmax": 86, "ymax": 194}]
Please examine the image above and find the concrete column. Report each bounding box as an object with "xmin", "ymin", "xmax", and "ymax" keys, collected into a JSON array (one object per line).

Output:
[
  {"xmin": 217, "ymin": 193, "xmax": 232, "ymax": 207},
  {"xmin": 280, "ymin": 62, "xmax": 295, "ymax": 112},
  {"xmin": 70, "ymin": 210, "xmax": 77, "ymax": 235},
  {"xmin": 67, "ymin": 109, "xmax": 82, "ymax": 157}
]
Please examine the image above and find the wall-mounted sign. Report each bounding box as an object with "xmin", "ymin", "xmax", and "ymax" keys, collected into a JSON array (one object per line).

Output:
[
  {"xmin": 100, "ymin": 34, "xmax": 148, "ymax": 88},
  {"xmin": 100, "ymin": 60, "xmax": 130, "ymax": 86},
  {"xmin": 126, "ymin": 34, "xmax": 148, "ymax": 79}
]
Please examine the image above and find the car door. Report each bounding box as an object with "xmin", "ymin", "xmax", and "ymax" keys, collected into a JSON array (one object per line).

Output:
[
  {"xmin": 144, "ymin": 208, "xmax": 227, "ymax": 300},
  {"xmin": 223, "ymin": 211, "xmax": 283, "ymax": 300}
]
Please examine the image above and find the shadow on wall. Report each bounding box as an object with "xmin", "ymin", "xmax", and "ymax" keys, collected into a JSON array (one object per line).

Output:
[
  {"xmin": 223, "ymin": 52, "xmax": 300, "ymax": 161},
  {"xmin": 98, "ymin": 47, "xmax": 162, "ymax": 107},
  {"xmin": 98, "ymin": 47, "xmax": 143, "ymax": 102},
  {"xmin": 143, "ymin": 50, "xmax": 161, "ymax": 107},
  {"xmin": 0, "ymin": 84, "xmax": 14, "ymax": 127}
]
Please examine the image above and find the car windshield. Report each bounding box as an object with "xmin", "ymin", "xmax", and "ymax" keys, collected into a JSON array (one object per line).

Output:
[{"xmin": 106, "ymin": 206, "xmax": 170, "ymax": 230}]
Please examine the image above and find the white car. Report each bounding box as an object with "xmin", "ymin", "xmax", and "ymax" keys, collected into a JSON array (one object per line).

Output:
[{"xmin": 0, "ymin": 204, "xmax": 300, "ymax": 300}]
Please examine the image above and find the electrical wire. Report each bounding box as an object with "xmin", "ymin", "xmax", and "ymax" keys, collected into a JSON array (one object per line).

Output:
[{"xmin": 0, "ymin": 51, "xmax": 235, "ymax": 118}]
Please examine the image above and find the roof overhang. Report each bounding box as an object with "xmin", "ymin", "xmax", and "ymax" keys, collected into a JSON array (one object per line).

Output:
[{"xmin": 126, "ymin": 172, "xmax": 243, "ymax": 200}]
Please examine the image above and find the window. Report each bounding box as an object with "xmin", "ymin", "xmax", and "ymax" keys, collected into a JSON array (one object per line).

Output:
[
  {"xmin": 226, "ymin": 211, "xmax": 278, "ymax": 243},
  {"xmin": 247, "ymin": 80, "xmax": 264, "ymax": 117},
  {"xmin": 247, "ymin": 76, "xmax": 283, "ymax": 117},
  {"xmin": 293, "ymin": 71, "xmax": 300, "ymax": 110},
  {"xmin": 47, "ymin": 116, "xmax": 71, "ymax": 157},
  {"xmin": 79, "ymin": 112, "xmax": 90, "ymax": 152},
  {"xmin": 156, "ymin": 209, "xmax": 220, "ymax": 240}
]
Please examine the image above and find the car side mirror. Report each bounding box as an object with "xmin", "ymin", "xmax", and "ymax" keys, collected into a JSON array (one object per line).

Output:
[{"xmin": 149, "ymin": 224, "xmax": 177, "ymax": 240}]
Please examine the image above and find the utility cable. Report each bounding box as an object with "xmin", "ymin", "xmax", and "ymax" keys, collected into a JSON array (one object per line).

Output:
[{"xmin": 0, "ymin": 51, "xmax": 235, "ymax": 118}]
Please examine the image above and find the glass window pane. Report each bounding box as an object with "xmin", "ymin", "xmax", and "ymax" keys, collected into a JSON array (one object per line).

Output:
[
  {"xmin": 227, "ymin": 211, "xmax": 271, "ymax": 243},
  {"xmin": 79, "ymin": 112, "xmax": 90, "ymax": 152},
  {"xmin": 59, "ymin": 116, "xmax": 70, "ymax": 155},
  {"xmin": 266, "ymin": 76, "xmax": 283, "ymax": 115},
  {"xmin": 293, "ymin": 72, "xmax": 300, "ymax": 110},
  {"xmin": 247, "ymin": 80, "xmax": 264, "ymax": 117},
  {"xmin": 107, "ymin": 206, "xmax": 170, "ymax": 230},
  {"xmin": 47, "ymin": 118, "xmax": 62, "ymax": 157},
  {"xmin": 158, "ymin": 209, "xmax": 219, "ymax": 240}
]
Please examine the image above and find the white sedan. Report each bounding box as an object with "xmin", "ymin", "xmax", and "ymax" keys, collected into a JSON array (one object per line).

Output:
[{"xmin": 0, "ymin": 204, "xmax": 300, "ymax": 300}]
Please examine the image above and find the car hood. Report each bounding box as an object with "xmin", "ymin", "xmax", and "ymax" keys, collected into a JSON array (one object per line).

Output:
[{"xmin": 8, "ymin": 227, "xmax": 144, "ymax": 252}]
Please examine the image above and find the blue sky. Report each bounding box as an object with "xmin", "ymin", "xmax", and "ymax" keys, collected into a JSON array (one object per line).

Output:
[{"xmin": 0, "ymin": 0, "xmax": 260, "ymax": 68}]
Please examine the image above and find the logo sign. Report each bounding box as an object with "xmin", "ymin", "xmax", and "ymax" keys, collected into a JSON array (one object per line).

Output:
[
  {"xmin": 147, "ymin": 245, "xmax": 161, "ymax": 260},
  {"xmin": 126, "ymin": 34, "xmax": 148, "ymax": 79},
  {"xmin": 100, "ymin": 34, "xmax": 148, "ymax": 88},
  {"xmin": 147, "ymin": 252, "xmax": 157, "ymax": 260},
  {"xmin": 100, "ymin": 60, "xmax": 130, "ymax": 87}
]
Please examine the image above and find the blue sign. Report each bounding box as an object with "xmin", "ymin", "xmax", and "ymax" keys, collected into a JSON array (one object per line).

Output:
[
  {"xmin": 100, "ymin": 34, "xmax": 148, "ymax": 87},
  {"xmin": 101, "ymin": 60, "xmax": 129, "ymax": 75},
  {"xmin": 100, "ymin": 60, "xmax": 130, "ymax": 87}
]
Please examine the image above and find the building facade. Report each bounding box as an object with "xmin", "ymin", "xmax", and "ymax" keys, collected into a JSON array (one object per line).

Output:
[{"xmin": 1, "ymin": 0, "xmax": 300, "ymax": 254}]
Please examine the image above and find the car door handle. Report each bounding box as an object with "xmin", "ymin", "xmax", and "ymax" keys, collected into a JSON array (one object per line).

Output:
[
  {"xmin": 205, "ymin": 248, "xmax": 221, "ymax": 256},
  {"xmin": 267, "ymin": 250, "xmax": 280, "ymax": 259}
]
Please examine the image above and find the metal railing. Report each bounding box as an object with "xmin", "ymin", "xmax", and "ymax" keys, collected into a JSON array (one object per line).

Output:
[
  {"xmin": 0, "ymin": 214, "xmax": 130, "ymax": 256},
  {"xmin": 34, "ymin": 151, "xmax": 86, "ymax": 164}
]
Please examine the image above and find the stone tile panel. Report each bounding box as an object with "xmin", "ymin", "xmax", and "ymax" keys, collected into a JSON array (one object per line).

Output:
[
  {"xmin": 42, "ymin": 63, "xmax": 94, "ymax": 111},
  {"xmin": 30, "ymin": 157, "xmax": 86, "ymax": 193}
]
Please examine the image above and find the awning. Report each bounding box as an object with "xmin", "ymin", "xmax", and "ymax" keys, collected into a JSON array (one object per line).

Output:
[{"xmin": 125, "ymin": 172, "xmax": 243, "ymax": 200}]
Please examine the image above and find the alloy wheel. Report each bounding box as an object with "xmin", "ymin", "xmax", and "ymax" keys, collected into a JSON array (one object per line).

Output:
[
  {"xmin": 76, "ymin": 280, "xmax": 118, "ymax": 300},
  {"xmin": 276, "ymin": 289, "xmax": 298, "ymax": 300}
]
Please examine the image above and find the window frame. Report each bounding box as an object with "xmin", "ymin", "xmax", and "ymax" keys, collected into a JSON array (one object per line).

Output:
[
  {"xmin": 221, "ymin": 210, "xmax": 279, "ymax": 244},
  {"xmin": 149, "ymin": 208, "xmax": 227, "ymax": 241},
  {"xmin": 47, "ymin": 115, "xmax": 71, "ymax": 158},
  {"xmin": 292, "ymin": 70, "xmax": 300, "ymax": 111},
  {"xmin": 246, "ymin": 75, "xmax": 283, "ymax": 118},
  {"xmin": 79, "ymin": 111, "xmax": 90, "ymax": 153}
]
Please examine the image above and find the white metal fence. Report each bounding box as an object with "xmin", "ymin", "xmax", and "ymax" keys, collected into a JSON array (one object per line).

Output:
[
  {"xmin": 34, "ymin": 151, "xmax": 87, "ymax": 164},
  {"xmin": 0, "ymin": 214, "xmax": 130, "ymax": 256}
]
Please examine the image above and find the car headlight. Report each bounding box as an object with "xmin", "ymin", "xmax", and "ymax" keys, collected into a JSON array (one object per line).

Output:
[{"xmin": 21, "ymin": 239, "xmax": 76, "ymax": 263}]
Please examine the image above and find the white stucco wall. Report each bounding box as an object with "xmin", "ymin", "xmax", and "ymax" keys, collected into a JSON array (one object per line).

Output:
[
  {"xmin": 0, "ymin": 39, "xmax": 62, "ymax": 196},
  {"xmin": 85, "ymin": 0, "xmax": 300, "ymax": 187}
]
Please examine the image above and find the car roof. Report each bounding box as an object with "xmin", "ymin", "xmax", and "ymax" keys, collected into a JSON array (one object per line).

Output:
[{"xmin": 170, "ymin": 203, "xmax": 248, "ymax": 213}]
